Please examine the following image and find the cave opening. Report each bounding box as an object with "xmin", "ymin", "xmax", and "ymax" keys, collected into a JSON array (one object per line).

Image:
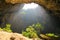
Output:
[
  {"xmin": 5, "ymin": 3, "xmax": 60, "ymax": 34},
  {"xmin": 0, "ymin": 0, "xmax": 60, "ymax": 39}
]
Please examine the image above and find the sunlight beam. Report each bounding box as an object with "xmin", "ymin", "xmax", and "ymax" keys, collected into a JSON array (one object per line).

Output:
[{"xmin": 22, "ymin": 3, "xmax": 38, "ymax": 10}]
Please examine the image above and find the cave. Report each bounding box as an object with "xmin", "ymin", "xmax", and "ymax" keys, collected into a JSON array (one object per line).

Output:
[
  {"xmin": 0, "ymin": 0, "xmax": 60, "ymax": 40},
  {"xmin": 5, "ymin": 3, "xmax": 59, "ymax": 34}
]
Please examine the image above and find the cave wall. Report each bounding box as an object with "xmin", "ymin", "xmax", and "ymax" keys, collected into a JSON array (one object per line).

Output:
[
  {"xmin": 0, "ymin": 0, "xmax": 60, "ymax": 26},
  {"xmin": 0, "ymin": 0, "xmax": 60, "ymax": 18},
  {"xmin": 5, "ymin": 0, "xmax": 60, "ymax": 17},
  {"xmin": 0, "ymin": 0, "xmax": 60, "ymax": 33}
]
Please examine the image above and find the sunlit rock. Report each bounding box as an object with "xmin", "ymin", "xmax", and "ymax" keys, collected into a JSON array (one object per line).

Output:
[{"xmin": 0, "ymin": 31, "xmax": 32, "ymax": 40}]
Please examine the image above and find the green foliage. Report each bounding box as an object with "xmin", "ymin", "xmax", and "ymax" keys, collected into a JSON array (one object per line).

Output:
[
  {"xmin": 46, "ymin": 33, "xmax": 59, "ymax": 37},
  {"xmin": 0, "ymin": 28, "xmax": 3, "ymax": 31},
  {"xmin": 26, "ymin": 26, "xmax": 36, "ymax": 32},
  {"xmin": 22, "ymin": 26, "xmax": 38, "ymax": 38},
  {"xmin": 36, "ymin": 23, "xmax": 43, "ymax": 29},
  {"xmin": 22, "ymin": 31, "xmax": 30, "ymax": 37},
  {"xmin": 22, "ymin": 23, "xmax": 43, "ymax": 38},
  {"xmin": 32, "ymin": 23, "xmax": 44, "ymax": 35},
  {"xmin": 0, "ymin": 24, "xmax": 12, "ymax": 32},
  {"xmin": 33, "ymin": 23, "xmax": 43, "ymax": 30}
]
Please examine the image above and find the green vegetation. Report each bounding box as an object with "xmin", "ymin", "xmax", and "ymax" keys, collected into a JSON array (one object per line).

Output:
[
  {"xmin": 32, "ymin": 23, "xmax": 43, "ymax": 34},
  {"xmin": 0, "ymin": 24, "xmax": 12, "ymax": 32},
  {"xmin": 46, "ymin": 33, "xmax": 59, "ymax": 37},
  {"xmin": 22, "ymin": 23, "xmax": 43, "ymax": 38},
  {"xmin": 0, "ymin": 28, "xmax": 3, "ymax": 31},
  {"xmin": 22, "ymin": 26, "xmax": 38, "ymax": 38}
]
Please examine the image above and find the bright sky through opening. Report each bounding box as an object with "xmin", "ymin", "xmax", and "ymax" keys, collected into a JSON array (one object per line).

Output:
[{"xmin": 22, "ymin": 3, "xmax": 38, "ymax": 10}]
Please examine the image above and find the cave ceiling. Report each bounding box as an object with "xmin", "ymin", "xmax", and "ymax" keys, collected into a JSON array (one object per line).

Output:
[{"xmin": 0, "ymin": 0, "xmax": 60, "ymax": 18}]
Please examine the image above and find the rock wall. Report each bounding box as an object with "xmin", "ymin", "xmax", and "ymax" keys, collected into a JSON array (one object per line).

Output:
[{"xmin": 5, "ymin": 0, "xmax": 60, "ymax": 18}]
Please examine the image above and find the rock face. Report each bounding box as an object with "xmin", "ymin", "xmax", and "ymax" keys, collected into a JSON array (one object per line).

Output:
[
  {"xmin": 5, "ymin": 0, "xmax": 60, "ymax": 10},
  {"xmin": 0, "ymin": 31, "xmax": 32, "ymax": 40},
  {"xmin": 4, "ymin": 0, "xmax": 60, "ymax": 18}
]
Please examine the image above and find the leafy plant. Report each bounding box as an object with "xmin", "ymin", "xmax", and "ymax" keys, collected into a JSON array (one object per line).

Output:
[
  {"xmin": 32, "ymin": 23, "xmax": 44, "ymax": 35},
  {"xmin": 0, "ymin": 24, "xmax": 12, "ymax": 32},
  {"xmin": 22, "ymin": 23, "xmax": 43, "ymax": 38},
  {"xmin": 22, "ymin": 26, "xmax": 38, "ymax": 38},
  {"xmin": 46, "ymin": 33, "xmax": 59, "ymax": 37},
  {"xmin": 0, "ymin": 28, "xmax": 3, "ymax": 31}
]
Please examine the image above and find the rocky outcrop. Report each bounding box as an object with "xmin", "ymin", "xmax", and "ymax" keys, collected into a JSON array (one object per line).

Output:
[
  {"xmin": 0, "ymin": 31, "xmax": 32, "ymax": 40},
  {"xmin": 5, "ymin": 0, "xmax": 60, "ymax": 10}
]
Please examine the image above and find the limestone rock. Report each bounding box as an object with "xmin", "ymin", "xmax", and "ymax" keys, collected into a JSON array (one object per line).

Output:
[{"xmin": 0, "ymin": 31, "xmax": 32, "ymax": 40}]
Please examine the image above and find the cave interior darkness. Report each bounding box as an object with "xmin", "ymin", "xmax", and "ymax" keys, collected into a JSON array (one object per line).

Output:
[
  {"xmin": 5, "ymin": 3, "xmax": 60, "ymax": 34},
  {"xmin": 0, "ymin": 0, "xmax": 60, "ymax": 34}
]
